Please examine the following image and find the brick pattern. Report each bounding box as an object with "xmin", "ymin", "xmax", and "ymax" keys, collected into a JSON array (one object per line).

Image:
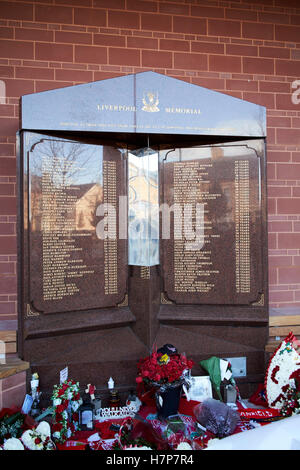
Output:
[
  {"xmin": 0, "ymin": 0, "xmax": 300, "ymax": 318},
  {"xmin": 0, "ymin": 371, "xmax": 27, "ymax": 410}
]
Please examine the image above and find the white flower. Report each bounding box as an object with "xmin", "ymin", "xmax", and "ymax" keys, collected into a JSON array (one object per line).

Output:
[
  {"xmin": 53, "ymin": 398, "xmax": 62, "ymax": 406},
  {"xmin": 124, "ymin": 446, "xmax": 152, "ymax": 450},
  {"xmin": 21, "ymin": 429, "xmax": 43, "ymax": 450},
  {"xmin": 21, "ymin": 430, "xmax": 35, "ymax": 450},
  {"xmin": 176, "ymin": 442, "xmax": 193, "ymax": 450},
  {"xmin": 36, "ymin": 421, "xmax": 51, "ymax": 439},
  {"xmin": 206, "ymin": 438, "xmax": 220, "ymax": 447},
  {"xmin": 71, "ymin": 400, "xmax": 81, "ymax": 411},
  {"xmin": 3, "ymin": 438, "xmax": 24, "ymax": 450}
]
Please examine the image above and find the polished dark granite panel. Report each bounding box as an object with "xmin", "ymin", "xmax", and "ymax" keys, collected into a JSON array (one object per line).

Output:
[
  {"xmin": 160, "ymin": 141, "xmax": 265, "ymax": 308},
  {"xmin": 26, "ymin": 134, "xmax": 127, "ymax": 314}
]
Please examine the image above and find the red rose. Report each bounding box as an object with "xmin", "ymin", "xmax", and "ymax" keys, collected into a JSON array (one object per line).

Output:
[
  {"xmin": 34, "ymin": 437, "xmax": 42, "ymax": 445},
  {"xmin": 55, "ymin": 412, "xmax": 64, "ymax": 422},
  {"xmin": 53, "ymin": 422, "xmax": 63, "ymax": 432},
  {"xmin": 56, "ymin": 404, "xmax": 65, "ymax": 414},
  {"xmin": 136, "ymin": 376, "xmax": 143, "ymax": 384}
]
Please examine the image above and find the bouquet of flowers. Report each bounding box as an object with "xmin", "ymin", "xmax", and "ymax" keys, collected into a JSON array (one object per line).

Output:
[
  {"xmin": 136, "ymin": 345, "xmax": 194, "ymax": 388},
  {"xmin": 136, "ymin": 345, "xmax": 194, "ymax": 418},
  {"xmin": 0, "ymin": 411, "xmax": 25, "ymax": 444},
  {"xmin": 51, "ymin": 379, "xmax": 82, "ymax": 443},
  {"xmin": 279, "ymin": 369, "xmax": 300, "ymax": 417},
  {"xmin": 113, "ymin": 417, "xmax": 169, "ymax": 450}
]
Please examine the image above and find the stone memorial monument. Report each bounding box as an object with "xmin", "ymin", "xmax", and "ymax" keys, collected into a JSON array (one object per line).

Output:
[{"xmin": 17, "ymin": 72, "xmax": 268, "ymax": 398}]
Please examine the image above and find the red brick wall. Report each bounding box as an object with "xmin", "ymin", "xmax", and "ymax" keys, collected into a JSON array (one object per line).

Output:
[
  {"xmin": 0, "ymin": 0, "xmax": 300, "ymax": 325},
  {"xmin": 0, "ymin": 370, "xmax": 27, "ymax": 409}
]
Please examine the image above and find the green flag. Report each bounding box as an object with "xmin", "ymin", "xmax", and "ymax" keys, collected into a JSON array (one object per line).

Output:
[{"xmin": 200, "ymin": 356, "xmax": 223, "ymax": 401}]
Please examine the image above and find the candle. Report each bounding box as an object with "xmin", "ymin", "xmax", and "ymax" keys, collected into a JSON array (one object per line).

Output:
[{"xmin": 108, "ymin": 377, "xmax": 114, "ymax": 390}]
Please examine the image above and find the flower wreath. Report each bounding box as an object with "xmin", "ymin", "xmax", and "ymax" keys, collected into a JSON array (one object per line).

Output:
[
  {"xmin": 21, "ymin": 422, "xmax": 56, "ymax": 450},
  {"xmin": 265, "ymin": 332, "xmax": 300, "ymax": 410},
  {"xmin": 51, "ymin": 379, "xmax": 82, "ymax": 443}
]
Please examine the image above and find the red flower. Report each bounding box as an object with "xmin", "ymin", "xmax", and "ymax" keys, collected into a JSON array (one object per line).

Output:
[
  {"xmin": 34, "ymin": 437, "xmax": 42, "ymax": 445},
  {"xmin": 55, "ymin": 412, "xmax": 64, "ymax": 423},
  {"xmin": 56, "ymin": 404, "xmax": 65, "ymax": 414},
  {"xmin": 290, "ymin": 369, "xmax": 300, "ymax": 382},
  {"xmin": 69, "ymin": 423, "xmax": 75, "ymax": 434},
  {"xmin": 136, "ymin": 350, "xmax": 193, "ymax": 385},
  {"xmin": 53, "ymin": 422, "xmax": 63, "ymax": 432},
  {"xmin": 271, "ymin": 365, "xmax": 280, "ymax": 384}
]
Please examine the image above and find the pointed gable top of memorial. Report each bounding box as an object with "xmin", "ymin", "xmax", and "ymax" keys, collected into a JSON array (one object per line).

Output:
[{"xmin": 20, "ymin": 71, "xmax": 266, "ymax": 138}]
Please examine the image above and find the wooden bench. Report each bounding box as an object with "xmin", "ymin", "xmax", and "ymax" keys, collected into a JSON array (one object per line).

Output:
[{"xmin": 266, "ymin": 314, "xmax": 300, "ymax": 353}]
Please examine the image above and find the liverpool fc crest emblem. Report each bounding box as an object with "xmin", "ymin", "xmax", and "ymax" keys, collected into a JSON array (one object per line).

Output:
[{"xmin": 142, "ymin": 91, "xmax": 159, "ymax": 112}]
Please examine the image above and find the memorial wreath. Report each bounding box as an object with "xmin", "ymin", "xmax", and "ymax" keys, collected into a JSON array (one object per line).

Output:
[
  {"xmin": 265, "ymin": 332, "xmax": 300, "ymax": 414},
  {"xmin": 51, "ymin": 379, "xmax": 82, "ymax": 443}
]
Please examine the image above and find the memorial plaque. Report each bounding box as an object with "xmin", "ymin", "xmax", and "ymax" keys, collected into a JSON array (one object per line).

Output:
[
  {"xmin": 26, "ymin": 133, "xmax": 127, "ymax": 314},
  {"xmin": 161, "ymin": 142, "xmax": 263, "ymax": 305}
]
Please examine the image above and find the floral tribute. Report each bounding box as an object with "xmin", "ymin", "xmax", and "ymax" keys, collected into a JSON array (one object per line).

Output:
[
  {"xmin": 113, "ymin": 417, "xmax": 154, "ymax": 450},
  {"xmin": 21, "ymin": 422, "xmax": 56, "ymax": 450},
  {"xmin": 265, "ymin": 332, "xmax": 300, "ymax": 412},
  {"xmin": 0, "ymin": 411, "xmax": 25, "ymax": 443},
  {"xmin": 1, "ymin": 421, "xmax": 55, "ymax": 451},
  {"xmin": 51, "ymin": 379, "xmax": 82, "ymax": 443},
  {"xmin": 278, "ymin": 368, "xmax": 300, "ymax": 417},
  {"xmin": 136, "ymin": 347, "xmax": 194, "ymax": 387}
]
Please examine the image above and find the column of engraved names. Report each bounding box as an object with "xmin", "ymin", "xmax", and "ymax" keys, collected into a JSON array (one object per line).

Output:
[
  {"xmin": 41, "ymin": 155, "xmax": 94, "ymax": 301},
  {"xmin": 234, "ymin": 160, "xmax": 250, "ymax": 293},
  {"xmin": 103, "ymin": 161, "xmax": 118, "ymax": 294},
  {"xmin": 173, "ymin": 161, "xmax": 218, "ymax": 293}
]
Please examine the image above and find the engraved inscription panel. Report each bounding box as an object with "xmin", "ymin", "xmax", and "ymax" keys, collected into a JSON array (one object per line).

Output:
[
  {"xmin": 161, "ymin": 145, "xmax": 262, "ymax": 305},
  {"xmin": 103, "ymin": 160, "xmax": 118, "ymax": 295},
  {"xmin": 28, "ymin": 137, "xmax": 126, "ymax": 313}
]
